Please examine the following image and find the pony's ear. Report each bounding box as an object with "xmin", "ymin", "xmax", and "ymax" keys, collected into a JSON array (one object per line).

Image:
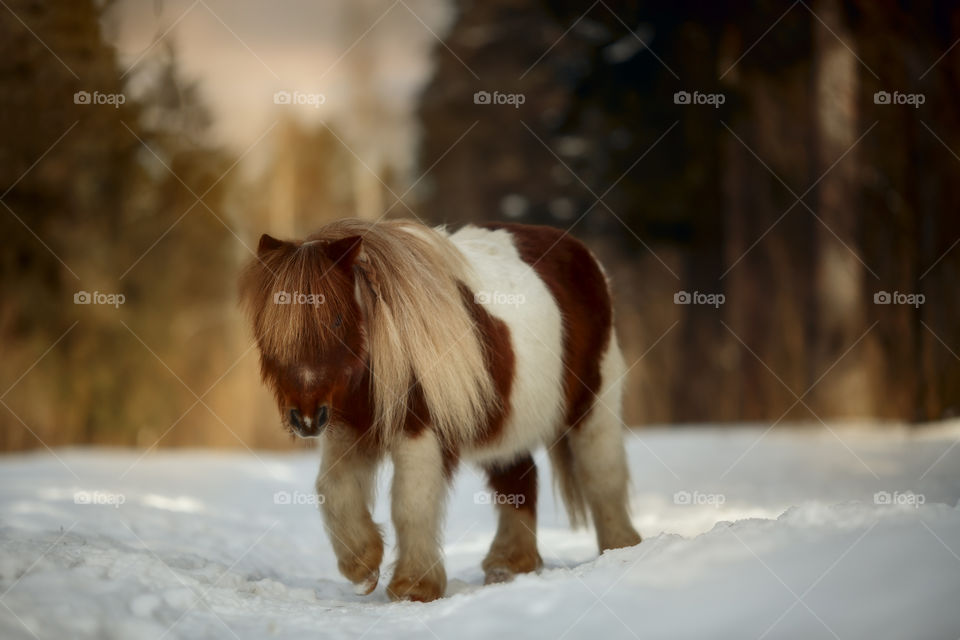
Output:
[
  {"xmin": 325, "ymin": 235, "xmax": 363, "ymax": 269},
  {"xmin": 325, "ymin": 235, "xmax": 381, "ymax": 302},
  {"xmin": 326, "ymin": 235, "xmax": 380, "ymax": 301},
  {"xmin": 258, "ymin": 234, "xmax": 287, "ymax": 256},
  {"xmin": 353, "ymin": 257, "xmax": 380, "ymax": 302}
]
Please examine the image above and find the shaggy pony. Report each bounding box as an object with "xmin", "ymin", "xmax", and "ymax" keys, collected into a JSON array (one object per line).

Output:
[{"xmin": 240, "ymin": 218, "xmax": 641, "ymax": 602}]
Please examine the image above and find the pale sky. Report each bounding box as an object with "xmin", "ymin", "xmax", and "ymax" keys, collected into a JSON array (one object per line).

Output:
[{"xmin": 101, "ymin": 0, "xmax": 453, "ymax": 179}]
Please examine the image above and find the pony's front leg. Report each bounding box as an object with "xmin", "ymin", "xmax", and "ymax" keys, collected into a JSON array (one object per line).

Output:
[
  {"xmin": 316, "ymin": 427, "xmax": 383, "ymax": 595},
  {"xmin": 387, "ymin": 429, "xmax": 448, "ymax": 602}
]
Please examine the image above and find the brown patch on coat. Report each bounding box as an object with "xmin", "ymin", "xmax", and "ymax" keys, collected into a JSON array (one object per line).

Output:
[
  {"xmin": 481, "ymin": 223, "xmax": 612, "ymax": 429},
  {"xmin": 458, "ymin": 282, "xmax": 515, "ymax": 446},
  {"xmin": 485, "ymin": 454, "xmax": 537, "ymax": 515}
]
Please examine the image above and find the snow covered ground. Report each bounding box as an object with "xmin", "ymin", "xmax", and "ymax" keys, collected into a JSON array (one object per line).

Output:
[{"xmin": 1, "ymin": 423, "xmax": 959, "ymax": 639}]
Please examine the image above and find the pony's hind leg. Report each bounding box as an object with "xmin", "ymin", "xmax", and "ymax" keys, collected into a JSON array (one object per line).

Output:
[
  {"xmin": 568, "ymin": 343, "xmax": 642, "ymax": 552},
  {"xmin": 482, "ymin": 454, "xmax": 543, "ymax": 584},
  {"xmin": 387, "ymin": 429, "xmax": 448, "ymax": 602},
  {"xmin": 569, "ymin": 411, "xmax": 642, "ymax": 551}
]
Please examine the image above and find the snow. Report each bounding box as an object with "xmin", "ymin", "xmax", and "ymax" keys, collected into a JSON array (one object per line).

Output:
[{"xmin": 2, "ymin": 423, "xmax": 960, "ymax": 639}]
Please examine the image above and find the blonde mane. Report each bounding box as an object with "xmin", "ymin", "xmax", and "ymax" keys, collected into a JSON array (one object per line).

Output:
[{"xmin": 242, "ymin": 218, "xmax": 497, "ymax": 447}]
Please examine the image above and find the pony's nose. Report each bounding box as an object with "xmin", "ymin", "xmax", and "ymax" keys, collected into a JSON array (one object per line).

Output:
[
  {"xmin": 288, "ymin": 406, "xmax": 328, "ymax": 438},
  {"xmin": 315, "ymin": 405, "xmax": 329, "ymax": 429}
]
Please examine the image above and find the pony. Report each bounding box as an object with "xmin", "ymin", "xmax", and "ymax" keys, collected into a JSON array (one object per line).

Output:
[{"xmin": 239, "ymin": 218, "xmax": 641, "ymax": 602}]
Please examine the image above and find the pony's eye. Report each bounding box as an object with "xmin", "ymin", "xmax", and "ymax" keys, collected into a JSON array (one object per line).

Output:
[{"xmin": 333, "ymin": 314, "xmax": 343, "ymax": 328}]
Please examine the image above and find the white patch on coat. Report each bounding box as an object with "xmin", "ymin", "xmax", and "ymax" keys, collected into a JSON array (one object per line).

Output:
[{"xmin": 444, "ymin": 225, "xmax": 566, "ymax": 464}]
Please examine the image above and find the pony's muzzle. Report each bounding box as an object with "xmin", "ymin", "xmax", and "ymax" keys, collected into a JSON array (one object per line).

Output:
[{"xmin": 289, "ymin": 405, "xmax": 329, "ymax": 438}]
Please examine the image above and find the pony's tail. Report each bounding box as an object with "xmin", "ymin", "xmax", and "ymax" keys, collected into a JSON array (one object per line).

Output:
[{"xmin": 548, "ymin": 433, "xmax": 589, "ymax": 528}]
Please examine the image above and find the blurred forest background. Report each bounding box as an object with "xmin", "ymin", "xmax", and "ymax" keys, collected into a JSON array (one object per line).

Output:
[{"xmin": 2, "ymin": 0, "xmax": 959, "ymax": 451}]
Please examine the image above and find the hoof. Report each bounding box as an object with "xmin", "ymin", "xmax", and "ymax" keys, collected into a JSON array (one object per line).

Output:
[
  {"xmin": 337, "ymin": 539, "xmax": 383, "ymax": 591},
  {"xmin": 483, "ymin": 566, "xmax": 515, "ymax": 585},
  {"xmin": 599, "ymin": 530, "xmax": 643, "ymax": 552},
  {"xmin": 353, "ymin": 569, "xmax": 379, "ymax": 595},
  {"xmin": 387, "ymin": 573, "xmax": 445, "ymax": 603},
  {"xmin": 482, "ymin": 548, "xmax": 542, "ymax": 585}
]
